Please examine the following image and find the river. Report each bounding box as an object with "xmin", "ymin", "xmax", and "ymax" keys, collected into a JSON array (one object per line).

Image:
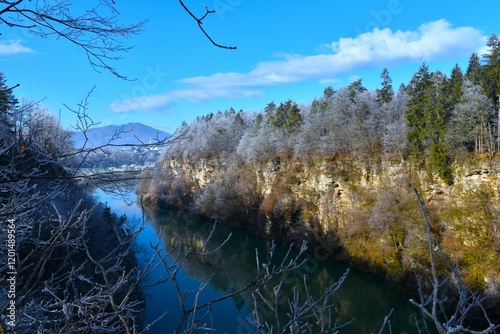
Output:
[{"xmin": 96, "ymin": 187, "xmax": 433, "ymax": 334}]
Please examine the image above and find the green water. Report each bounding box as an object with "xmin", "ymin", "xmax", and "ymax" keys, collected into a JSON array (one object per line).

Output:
[
  {"xmin": 140, "ymin": 207, "xmax": 433, "ymax": 334},
  {"xmin": 97, "ymin": 189, "xmax": 434, "ymax": 333}
]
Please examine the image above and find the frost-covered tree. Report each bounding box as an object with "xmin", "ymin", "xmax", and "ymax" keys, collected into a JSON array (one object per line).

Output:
[
  {"xmin": 352, "ymin": 90, "xmax": 383, "ymax": 156},
  {"xmin": 21, "ymin": 105, "xmax": 73, "ymax": 158},
  {"xmin": 329, "ymin": 88, "xmax": 354, "ymax": 154},
  {"xmin": 294, "ymin": 99, "xmax": 332, "ymax": 158},
  {"xmin": 237, "ymin": 112, "xmax": 288, "ymax": 163},
  {"xmin": 448, "ymin": 80, "xmax": 495, "ymax": 153},
  {"xmin": 383, "ymin": 85, "xmax": 408, "ymax": 157},
  {"xmin": 163, "ymin": 110, "xmax": 249, "ymax": 161}
]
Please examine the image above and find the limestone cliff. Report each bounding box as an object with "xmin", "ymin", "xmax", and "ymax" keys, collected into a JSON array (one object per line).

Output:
[{"xmin": 139, "ymin": 155, "xmax": 500, "ymax": 292}]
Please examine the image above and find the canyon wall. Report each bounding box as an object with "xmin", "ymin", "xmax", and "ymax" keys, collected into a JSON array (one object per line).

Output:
[{"xmin": 138, "ymin": 155, "xmax": 500, "ymax": 292}]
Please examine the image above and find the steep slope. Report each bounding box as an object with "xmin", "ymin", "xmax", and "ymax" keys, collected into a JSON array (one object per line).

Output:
[
  {"xmin": 139, "ymin": 154, "xmax": 500, "ymax": 294},
  {"xmin": 71, "ymin": 122, "xmax": 170, "ymax": 149}
]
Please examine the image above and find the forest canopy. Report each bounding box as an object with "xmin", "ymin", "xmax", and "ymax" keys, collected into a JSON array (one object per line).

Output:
[{"xmin": 160, "ymin": 34, "xmax": 500, "ymax": 185}]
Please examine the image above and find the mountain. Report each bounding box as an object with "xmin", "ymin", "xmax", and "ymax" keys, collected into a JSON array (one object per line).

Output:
[{"xmin": 71, "ymin": 122, "xmax": 170, "ymax": 149}]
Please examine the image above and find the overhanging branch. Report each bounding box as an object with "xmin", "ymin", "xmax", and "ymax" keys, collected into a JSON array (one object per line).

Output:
[{"xmin": 178, "ymin": 0, "xmax": 237, "ymax": 50}]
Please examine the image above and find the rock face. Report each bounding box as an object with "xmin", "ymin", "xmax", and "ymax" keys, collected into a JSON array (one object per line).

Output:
[{"xmin": 139, "ymin": 155, "xmax": 500, "ymax": 292}]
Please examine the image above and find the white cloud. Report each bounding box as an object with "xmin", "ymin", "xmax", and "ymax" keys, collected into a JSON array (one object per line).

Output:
[
  {"xmin": 110, "ymin": 94, "xmax": 173, "ymax": 113},
  {"xmin": 111, "ymin": 19, "xmax": 484, "ymax": 113},
  {"xmin": 170, "ymin": 87, "xmax": 261, "ymax": 103},
  {"xmin": 0, "ymin": 40, "xmax": 34, "ymax": 55},
  {"xmin": 110, "ymin": 88, "xmax": 261, "ymax": 113}
]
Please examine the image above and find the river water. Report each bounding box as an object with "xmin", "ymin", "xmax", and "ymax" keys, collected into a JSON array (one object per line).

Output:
[{"xmin": 96, "ymin": 188, "xmax": 433, "ymax": 334}]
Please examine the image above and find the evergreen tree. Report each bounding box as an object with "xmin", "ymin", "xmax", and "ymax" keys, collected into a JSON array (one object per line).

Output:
[
  {"xmin": 0, "ymin": 72, "xmax": 19, "ymax": 152},
  {"xmin": 229, "ymin": 111, "xmax": 246, "ymax": 150},
  {"xmin": 376, "ymin": 68, "xmax": 394, "ymax": 105},
  {"xmin": 347, "ymin": 78, "xmax": 367, "ymax": 103},
  {"xmin": 405, "ymin": 64, "xmax": 453, "ymax": 180},
  {"xmin": 264, "ymin": 101, "xmax": 277, "ymax": 118},
  {"xmin": 0, "ymin": 74, "xmax": 18, "ymax": 130},
  {"xmin": 465, "ymin": 52, "xmax": 483, "ymax": 85},
  {"xmin": 482, "ymin": 34, "xmax": 500, "ymax": 63},
  {"xmin": 323, "ymin": 86, "xmax": 336, "ymax": 99},
  {"xmin": 427, "ymin": 71, "xmax": 448, "ymax": 145},
  {"xmin": 429, "ymin": 141, "xmax": 452, "ymax": 183},
  {"xmin": 310, "ymin": 87, "xmax": 335, "ymax": 116},
  {"xmin": 270, "ymin": 99, "xmax": 302, "ymax": 133},
  {"xmin": 482, "ymin": 34, "xmax": 500, "ymax": 150},
  {"xmin": 482, "ymin": 34, "xmax": 500, "ymax": 107},
  {"xmin": 405, "ymin": 63, "xmax": 432, "ymax": 156},
  {"xmin": 446, "ymin": 64, "xmax": 464, "ymax": 108},
  {"xmin": 427, "ymin": 71, "xmax": 453, "ymax": 182}
]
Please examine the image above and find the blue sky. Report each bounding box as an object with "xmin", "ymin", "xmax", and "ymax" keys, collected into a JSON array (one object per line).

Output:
[{"xmin": 1, "ymin": 0, "xmax": 498, "ymax": 133}]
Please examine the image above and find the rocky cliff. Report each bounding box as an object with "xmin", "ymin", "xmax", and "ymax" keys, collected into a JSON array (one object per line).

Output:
[{"xmin": 138, "ymin": 154, "xmax": 500, "ymax": 292}]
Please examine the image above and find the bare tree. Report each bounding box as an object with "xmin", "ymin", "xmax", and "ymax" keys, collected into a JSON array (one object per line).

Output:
[
  {"xmin": 250, "ymin": 269, "xmax": 354, "ymax": 333},
  {"xmin": 410, "ymin": 188, "xmax": 499, "ymax": 334},
  {"xmin": 0, "ymin": 1, "xmax": 234, "ymax": 79},
  {"xmin": 0, "ymin": 143, "xmax": 145, "ymax": 332},
  {"xmin": 0, "ymin": 0, "xmax": 145, "ymax": 79},
  {"xmin": 0, "ymin": 79, "xmax": 150, "ymax": 332},
  {"xmin": 134, "ymin": 213, "xmax": 366, "ymax": 334}
]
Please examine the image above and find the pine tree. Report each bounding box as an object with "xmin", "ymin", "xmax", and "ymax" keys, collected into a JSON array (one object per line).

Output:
[
  {"xmin": 446, "ymin": 64, "xmax": 464, "ymax": 108},
  {"xmin": 376, "ymin": 68, "xmax": 394, "ymax": 105},
  {"xmin": 482, "ymin": 34, "xmax": 500, "ymax": 150},
  {"xmin": 429, "ymin": 141, "xmax": 452, "ymax": 183},
  {"xmin": 309, "ymin": 87, "xmax": 336, "ymax": 117},
  {"xmin": 0, "ymin": 73, "xmax": 17, "ymax": 127},
  {"xmin": 405, "ymin": 64, "xmax": 453, "ymax": 181},
  {"xmin": 427, "ymin": 71, "xmax": 448, "ymax": 145},
  {"xmin": 482, "ymin": 34, "xmax": 500, "ymax": 106},
  {"xmin": 427, "ymin": 71, "xmax": 453, "ymax": 182},
  {"xmin": 0, "ymin": 72, "xmax": 19, "ymax": 150},
  {"xmin": 347, "ymin": 78, "xmax": 367, "ymax": 103},
  {"xmin": 269, "ymin": 99, "xmax": 302, "ymax": 133},
  {"xmin": 406, "ymin": 63, "xmax": 432, "ymax": 157},
  {"xmin": 264, "ymin": 101, "xmax": 277, "ymax": 118},
  {"xmin": 229, "ymin": 111, "xmax": 246, "ymax": 150},
  {"xmin": 465, "ymin": 52, "xmax": 483, "ymax": 85},
  {"xmin": 323, "ymin": 86, "xmax": 336, "ymax": 99}
]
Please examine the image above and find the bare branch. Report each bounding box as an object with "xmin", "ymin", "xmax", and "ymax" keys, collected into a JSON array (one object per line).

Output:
[
  {"xmin": 410, "ymin": 187, "xmax": 499, "ymax": 334},
  {"xmin": 178, "ymin": 0, "xmax": 237, "ymax": 50},
  {"xmin": 1, "ymin": 1, "xmax": 146, "ymax": 79}
]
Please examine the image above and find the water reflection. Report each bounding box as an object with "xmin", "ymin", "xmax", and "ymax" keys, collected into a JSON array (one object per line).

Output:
[{"xmin": 143, "ymin": 205, "xmax": 431, "ymax": 334}]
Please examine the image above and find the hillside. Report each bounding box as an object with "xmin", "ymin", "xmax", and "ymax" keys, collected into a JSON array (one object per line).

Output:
[
  {"xmin": 71, "ymin": 122, "xmax": 170, "ymax": 149},
  {"xmin": 71, "ymin": 122, "xmax": 170, "ymax": 168},
  {"xmin": 137, "ymin": 46, "xmax": 500, "ymax": 295}
]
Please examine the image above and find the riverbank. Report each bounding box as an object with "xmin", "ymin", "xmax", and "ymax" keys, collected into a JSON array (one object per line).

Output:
[
  {"xmin": 98, "ymin": 186, "xmax": 434, "ymax": 333},
  {"xmin": 138, "ymin": 154, "xmax": 500, "ymax": 303}
]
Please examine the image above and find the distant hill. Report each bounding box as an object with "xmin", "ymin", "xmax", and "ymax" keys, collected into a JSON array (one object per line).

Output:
[{"xmin": 71, "ymin": 122, "xmax": 170, "ymax": 149}]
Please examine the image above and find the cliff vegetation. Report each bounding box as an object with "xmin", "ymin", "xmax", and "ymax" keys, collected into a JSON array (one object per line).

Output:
[{"xmin": 139, "ymin": 38, "xmax": 500, "ymax": 294}]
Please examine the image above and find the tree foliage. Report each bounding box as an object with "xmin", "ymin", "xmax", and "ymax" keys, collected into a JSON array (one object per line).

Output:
[
  {"xmin": 269, "ymin": 99, "xmax": 302, "ymax": 133},
  {"xmin": 376, "ymin": 68, "xmax": 394, "ymax": 105},
  {"xmin": 154, "ymin": 35, "xmax": 500, "ymax": 186},
  {"xmin": 136, "ymin": 35, "xmax": 500, "ymax": 332}
]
